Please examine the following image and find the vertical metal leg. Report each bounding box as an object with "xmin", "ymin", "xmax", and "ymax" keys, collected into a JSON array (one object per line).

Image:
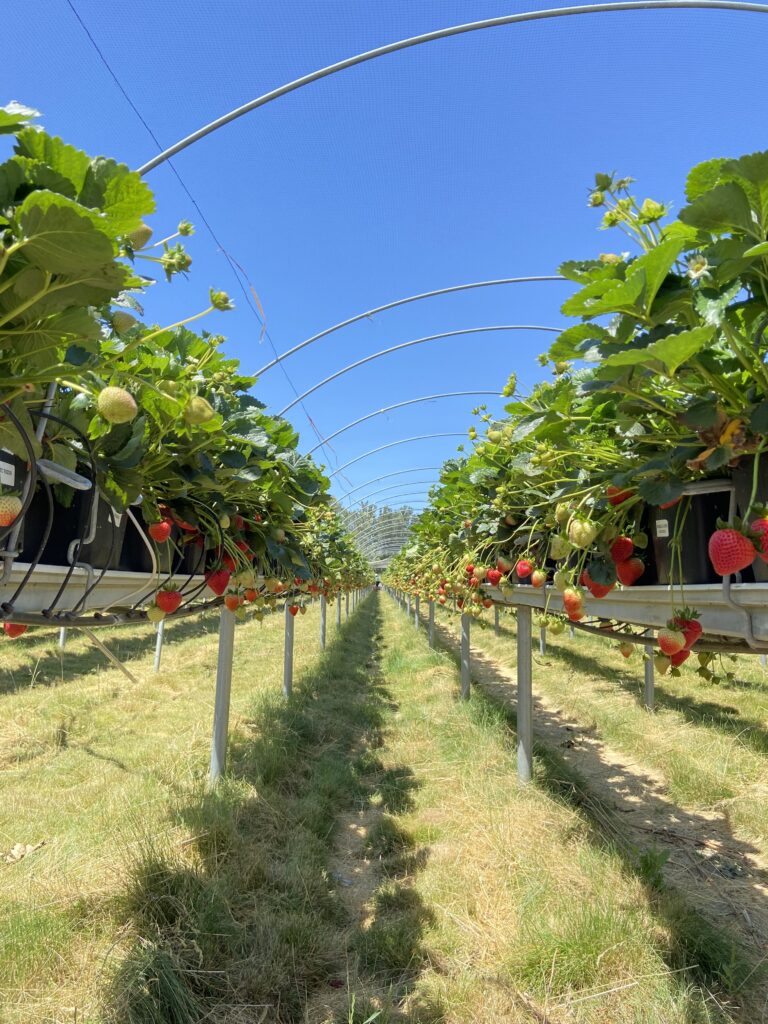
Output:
[
  {"xmin": 460, "ymin": 613, "xmax": 471, "ymax": 700},
  {"xmin": 452, "ymin": 595, "xmax": 457, "ymax": 613},
  {"xmin": 79, "ymin": 627, "xmax": 140, "ymax": 685},
  {"xmin": 517, "ymin": 605, "xmax": 533, "ymax": 783},
  {"xmin": 336, "ymin": 597, "xmax": 341, "ymax": 627},
  {"xmin": 428, "ymin": 601, "xmax": 435, "ymax": 648},
  {"xmin": 58, "ymin": 627, "xmax": 68, "ymax": 649},
  {"xmin": 209, "ymin": 607, "xmax": 236, "ymax": 783},
  {"xmin": 154, "ymin": 618, "xmax": 165, "ymax": 672},
  {"xmin": 539, "ymin": 625, "xmax": 546, "ymax": 655},
  {"xmin": 414, "ymin": 594, "xmax": 420, "ymax": 628},
  {"xmin": 345, "ymin": 592, "xmax": 350, "ymax": 620},
  {"xmin": 407, "ymin": 594, "xmax": 412, "ymax": 617},
  {"xmin": 761, "ymin": 654, "xmax": 767, "ymax": 669},
  {"xmin": 643, "ymin": 645, "xmax": 655, "ymax": 711},
  {"xmin": 494, "ymin": 605, "xmax": 500, "ymax": 637},
  {"xmin": 569, "ymin": 624, "xmax": 575, "ymax": 639},
  {"xmin": 320, "ymin": 594, "xmax": 327, "ymax": 649},
  {"xmin": 283, "ymin": 602, "xmax": 295, "ymax": 698}
]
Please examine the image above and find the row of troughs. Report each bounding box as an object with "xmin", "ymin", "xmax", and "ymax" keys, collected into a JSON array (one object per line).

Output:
[
  {"xmin": 384, "ymin": 144, "xmax": 768, "ymax": 675},
  {"xmin": 0, "ymin": 102, "xmax": 372, "ymax": 633}
]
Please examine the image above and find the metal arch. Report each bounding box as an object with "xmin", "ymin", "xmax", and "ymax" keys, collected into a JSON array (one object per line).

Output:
[
  {"xmin": 257, "ymin": 278, "xmax": 565, "ymax": 378},
  {"xmin": 341, "ymin": 481, "xmax": 437, "ymax": 509},
  {"xmin": 306, "ymin": 391, "xmax": 500, "ymax": 455},
  {"xmin": 278, "ymin": 325, "xmax": 557, "ymax": 416},
  {"xmin": 329, "ymin": 433, "xmax": 465, "ymax": 478},
  {"xmin": 356, "ymin": 524, "xmax": 422, "ymax": 555},
  {"xmin": 137, "ymin": 3, "xmax": 768, "ymax": 175},
  {"xmin": 334, "ymin": 466, "xmax": 442, "ymax": 500},
  {"xmin": 347, "ymin": 506, "xmax": 425, "ymax": 543}
]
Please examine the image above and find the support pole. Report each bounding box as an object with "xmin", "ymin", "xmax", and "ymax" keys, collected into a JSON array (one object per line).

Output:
[
  {"xmin": 209, "ymin": 607, "xmax": 236, "ymax": 783},
  {"xmin": 517, "ymin": 605, "xmax": 533, "ymax": 783},
  {"xmin": 154, "ymin": 618, "xmax": 165, "ymax": 672},
  {"xmin": 428, "ymin": 600, "xmax": 435, "ymax": 648},
  {"xmin": 539, "ymin": 625, "xmax": 546, "ymax": 655},
  {"xmin": 460, "ymin": 612, "xmax": 471, "ymax": 700},
  {"xmin": 337, "ymin": 596, "xmax": 341, "ymax": 627},
  {"xmin": 320, "ymin": 594, "xmax": 327, "ymax": 649},
  {"xmin": 643, "ymin": 644, "xmax": 655, "ymax": 711},
  {"xmin": 407, "ymin": 593, "xmax": 412, "ymax": 617},
  {"xmin": 569, "ymin": 624, "xmax": 576, "ymax": 639},
  {"xmin": 345, "ymin": 592, "xmax": 350, "ymax": 620},
  {"xmin": 414, "ymin": 594, "xmax": 420, "ymax": 628},
  {"xmin": 283, "ymin": 602, "xmax": 295, "ymax": 698},
  {"xmin": 494, "ymin": 605, "xmax": 500, "ymax": 637},
  {"xmin": 80, "ymin": 627, "xmax": 140, "ymax": 685},
  {"xmin": 58, "ymin": 627, "xmax": 68, "ymax": 649}
]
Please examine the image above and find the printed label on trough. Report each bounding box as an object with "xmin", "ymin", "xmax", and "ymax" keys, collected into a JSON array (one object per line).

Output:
[
  {"xmin": 0, "ymin": 450, "xmax": 15, "ymax": 486},
  {"xmin": 655, "ymin": 519, "xmax": 670, "ymax": 538}
]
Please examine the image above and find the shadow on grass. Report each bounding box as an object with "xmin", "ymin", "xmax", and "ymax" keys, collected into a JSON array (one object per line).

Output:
[
  {"xmin": 423, "ymin": 607, "xmax": 768, "ymax": 1023},
  {"xmin": 104, "ymin": 593, "xmax": 439, "ymax": 1024}
]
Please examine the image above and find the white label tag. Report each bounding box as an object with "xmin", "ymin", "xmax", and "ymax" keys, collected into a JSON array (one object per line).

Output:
[
  {"xmin": 655, "ymin": 519, "xmax": 670, "ymax": 538},
  {"xmin": 0, "ymin": 451, "xmax": 15, "ymax": 487}
]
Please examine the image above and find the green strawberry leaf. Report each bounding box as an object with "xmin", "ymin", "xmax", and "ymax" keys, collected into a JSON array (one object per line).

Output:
[
  {"xmin": 17, "ymin": 191, "xmax": 114, "ymax": 272},
  {"xmin": 679, "ymin": 182, "xmax": 758, "ymax": 238}
]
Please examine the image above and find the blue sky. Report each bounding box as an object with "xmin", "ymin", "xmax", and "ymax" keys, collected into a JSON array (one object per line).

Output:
[{"xmin": 7, "ymin": 0, "xmax": 768, "ymax": 512}]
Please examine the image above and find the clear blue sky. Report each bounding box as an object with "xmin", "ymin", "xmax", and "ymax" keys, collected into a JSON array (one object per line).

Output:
[{"xmin": 7, "ymin": 1, "xmax": 768, "ymax": 511}]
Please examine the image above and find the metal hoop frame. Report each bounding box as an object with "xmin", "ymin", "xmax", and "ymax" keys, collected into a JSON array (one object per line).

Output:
[{"xmin": 329, "ymin": 433, "xmax": 465, "ymax": 478}]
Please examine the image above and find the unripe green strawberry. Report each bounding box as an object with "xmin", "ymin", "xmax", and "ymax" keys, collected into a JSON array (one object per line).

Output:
[
  {"xmin": 111, "ymin": 311, "xmax": 140, "ymax": 335},
  {"xmin": 127, "ymin": 223, "xmax": 153, "ymax": 248},
  {"xmin": 568, "ymin": 518, "xmax": 599, "ymax": 549},
  {"xmin": 553, "ymin": 569, "xmax": 569, "ymax": 592},
  {"xmin": 555, "ymin": 503, "xmax": 570, "ymax": 525},
  {"xmin": 0, "ymin": 494, "xmax": 22, "ymax": 527},
  {"xmin": 654, "ymin": 653, "xmax": 671, "ymax": 675},
  {"xmin": 619, "ymin": 641, "xmax": 634, "ymax": 658},
  {"xmin": 146, "ymin": 604, "xmax": 166, "ymax": 623},
  {"xmin": 184, "ymin": 396, "xmax": 215, "ymax": 425},
  {"xmin": 549, "ymin": 535, "xmax": 571, "ymax": 560},
  {"xmin": 97, "ymin": 386, "xmax": 138, "ymax": 424}
]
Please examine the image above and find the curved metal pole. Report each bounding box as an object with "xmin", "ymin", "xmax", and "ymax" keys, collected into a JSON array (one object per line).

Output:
[
  {"xmin": 137, "ymin": 2, "xmax": 768, "ymax": 175},
  {"xmin": 357, "ymin": 528, "xmax": 419, "ymax": 556},
  {"xmin": 258, "ymin": 279, "xmax": 565, "ymax": 378},
  {"xmin": 347, "ymin": 506, "xmax": 428, "ymax": 542},
  {"xmin": 356, "ymin": 524, "xmax": 420, "ymax": 549},
  {"xmin": 334, "ymin": 466, "xmax": 441, "ymax": 501},
  {"xmin": 306, "ymin": 391, "xmax": 499, "ymax": 455},
  {"xmin": 342, "ymin": 482, "xmax": 437, "ymax": 510},
  {"xmin": 279, "ymin": 325, "xmax": 557, "ymax": 416},
  {"xmin": 329, "ymin": 433, "xmax": 465, "ymax": 478}
]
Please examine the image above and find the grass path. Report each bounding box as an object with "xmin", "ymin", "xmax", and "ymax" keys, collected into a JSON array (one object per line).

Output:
[{"xmin": 1, "ymin": 591, "xmax": 764, "ymax": 1021}]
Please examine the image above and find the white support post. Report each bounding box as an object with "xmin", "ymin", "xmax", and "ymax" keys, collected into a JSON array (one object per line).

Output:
[
  {"xmin": 517, "ymin": 605, "xmax": 533, "ymax": 784},
  {"xmin": 414, "ymin": 594, "xmax": 420, "ymax": 628},
  {"xmin": 428, "ymin": 600, "xmax": 435, "ymax": 648},
  {"xmin": 643, "ymin": 644, "xmax": 655, "ymax": 711},
  {"xmin": 283, "ymin": 602, "xmax": 295, "ymax": 698},
  {"xmin": 761, "ymin": 654, "xmax": 767, "ymax": 669},
  {"xmin": 460, "ymin": 612, "xmax": 471, "ymax": 700},
  {"xmin": 539, "ymin": 625, "xmax": 546, "ymax": 655},
  {"xmin": 452, "ymin": 595, "xmax": 457, "ymax": 613},
  {"xmin": 345, "ymin": 592, "xmax": 350, "ymax": 620},
  {"xmin": 154, "ymin": 618, "xmax": 165, "ymax": 672},
  {"xmin": 336, "ymin": 596, "xmax": 341, "ymax": 627},
  {"xmin": 494, "ymin": 605, "xmax": 500, "ymax": 637},
  {"xmin": 569, "ymin": 624, "xmax": 576, "ymax": 639},
  {"xmin": 58, "ymin": 627, "xmax": 67, "ymax": 649},
  {"xmin": 320, "ymin": 594, "xmax": 327, "ymax": 649},
  {"xmin": 407, "ymin": 593, "xmax": 412, "ymax": 617},
  {"xmin": 209, "ymin": 607, "xmax": 236, "ymax": 783}
]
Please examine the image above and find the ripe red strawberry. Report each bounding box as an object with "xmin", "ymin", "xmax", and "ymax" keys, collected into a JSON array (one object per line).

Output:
[
  {"xmin": 156, "ymin": 589, "xmax": 182, "ymax": 614},
  {"xmin": 3, "ymin": 622, "xmax": 27, "ymax": 638},
  {"xmin": 580, "ymin": 570, "xmax": 615, "ymax": 599},
  {"xmin": 224, "ymin": 593, "xmax": 240, "ymax": 611},
  {"xmin": 438, "ymin": 595, "xmax": 446, "ymax": 604},
  {"xmin": 205, "ymin": 569, "xmax": 231, "ymax": 596},
  {"xmin": 482, "ymin": 598, "xmax": 493, "ymax": 608},
  {"xmin": 606, "ymin": 484, "xmax": 634, "ymax": 506},
  {"xmin": 659, "ymin": 497, "xmax": 681, "ymax": 510},
  {"xmin": 616, "ymin": 557, "xmax": 644, "ymax": 586},
  {"xmin": 288, "ymin": 604, "xmax": 299, "ymax": 617},
  {"xmin": 516, "ymin": 559, "xmax": 533, "ymax": 579},
  {"xmin": 468, "ymin": 576, "xmax": 479, "ymax": 587},
  {"xmin": 233, "ymin": 514, "xmax": 245, "ymax": 531},
  {"xmin": 148, "ymin": 519, "xmax": 172, "ymax": 543},
  {"xmin": 531, "ymin": 569, "xmax": 547, "ymax": 588},
  {"xmin": 244, "ymin": 588, "xmax": 257, "ymax": 602},
  {"xmin": 708, "ymin": 528, "xmax": 756, "ymax": 576},
  {"xmin": 671, "ymin": 649, "xmax": 691, "ymax": 667},
  {"xmin": 465, "ymin": 563, "xmax": 475, "ymax": 575},
  {"xmin": 609, "ymin": 536, "xmax": 634, "ymax": 563},
  {"xmin": 457, "ymin": 597, "xmax": 465, "ymax": 609},
  {"xmin": 222, "ymin": 553, "xmax": 237, "ymax": 572},
  {"xmin": 568, "ymin": 609, "xmax": 585, "ymax": 622},
  {"xmin": 670, "ymin": 608, "xmax": 702, "ymax": 650},
  {"xmin": 0, "ymin": 495, "xmax": 22, "ymax": 527},
  {"xmin": 486, "ymin": 568, "xmax": 502, "ymax": 586},
  {"xmin": 750, "ymin": 517, "xmax": 768, "ymax": 563},
  {"xmin": 657, "ymin": 627, "xmax": 685, "ymax": 655}
]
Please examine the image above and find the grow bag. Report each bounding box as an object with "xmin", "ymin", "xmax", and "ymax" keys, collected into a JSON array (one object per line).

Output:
[
  {"xmin": 733, "ymin": 453, "xmax": 768, "ymax": 583},
  {"xmin": 21, "ymin": 489, "xmax": 126, "ymax": 569},
  {"xmin": 0, "ymin": 449, "xmax": 29, "ymax": 555},
  {"xmin": 648, "ymin": 491, "xmax": 731, "ymax": 585}
]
